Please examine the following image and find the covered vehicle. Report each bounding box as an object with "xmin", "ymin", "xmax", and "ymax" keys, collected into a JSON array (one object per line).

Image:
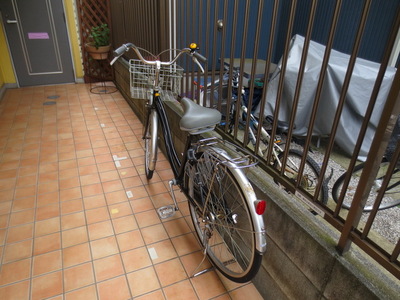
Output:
[{"xmin": 255, "ymin": 35, "xmax": 397, "ymax": 160}]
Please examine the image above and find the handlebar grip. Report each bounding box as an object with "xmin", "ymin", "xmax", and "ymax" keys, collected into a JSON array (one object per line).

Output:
[
  {"xmin": 113, "ymin": 44, "xmax": 129, "ymax": 57},
  {"xmin": 193, "ymin": 52, "xmax": 207, "ymax": 63}
]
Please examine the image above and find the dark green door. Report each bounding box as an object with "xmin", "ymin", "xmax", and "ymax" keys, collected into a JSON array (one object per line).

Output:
[{"xmin": 0, "ymin": 0, "xmax": 75, "ymax": 86}]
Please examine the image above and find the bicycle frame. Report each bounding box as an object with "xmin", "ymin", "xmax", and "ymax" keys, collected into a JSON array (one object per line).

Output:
[
  {"xmin": 240, "ymin": 105, "xmax": 284, "ymax": 165},
  {"xmin": 145, "ymin": 92, "xmax": 192, "ymax": 181}
]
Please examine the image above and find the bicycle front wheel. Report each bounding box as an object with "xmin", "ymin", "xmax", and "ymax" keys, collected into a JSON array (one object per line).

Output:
[
  {"xmin": 185, "ymin": 150, "xmax": 263, "ymax": 283},
  {"xmin": 274, "ymin": 148, "xmax": 328, "ymax": 204},
  {"xmin": 332, "ymin": 161, "xmax": 400, "ymax": 211},
  {"xmin": 143, "ymin": 109, "xmax": 158, "ymax": 179}
]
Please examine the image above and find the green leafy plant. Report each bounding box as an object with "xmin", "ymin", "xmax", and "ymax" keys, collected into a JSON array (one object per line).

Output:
[{"xmin": 89, "ymin": 24, "xmax": 110, "ymax": 48}]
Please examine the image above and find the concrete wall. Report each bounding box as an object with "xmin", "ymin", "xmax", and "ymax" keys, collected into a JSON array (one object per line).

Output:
[{"xmin": 113, "ymin": 60, "xmax": 400, "ymax": 300}]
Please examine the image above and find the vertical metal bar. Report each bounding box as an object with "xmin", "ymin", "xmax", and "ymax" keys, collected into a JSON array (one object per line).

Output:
[
  {"xmin": 337, "ymin": 60, "xmax": 400, "ymax": 256},
  {"xmin": 138, "ymin": 0, "xmax": 143, "ymax": 47},
  {"xmin": 153, "ymin": 0, "xmax": 158, "ymax": 53},
  {"xmin": 159, "ymin": 0, "xmax": 168, "ymax": 57},
  {"xmin": 209, "ymin": 0, "xmax": 220, "ymax": 109},
  {"xmin": 122, "ymin": 0, "xmax": 127, "ymax": 43},
  {"xmin": 184, "ymin": 0, "xmax": 191, "ymax": 93},
  {"xmin": 205, "ymin": 0, "xmax": 211, "ymax": 70},
  {"xmin": 189, "ymin": 0, "xmax": 196, "ymax": 99},
  {"xmin": 148, "ymin": 0, "xmax": 153, "ymax": 52},
  {"xmin": 216, "ymin": 0, "xmax": 229, "ymax": 112},
  {"xmin": 279, "ymin": 0, "xmax": 318, "ymax": 192},
  {"xmin": 225, "ymin": 0, "xmax": 239, "ymax": 135},
  {"xmin": 143, "ymin": 0, "xmax": 147, "ymax": 49},
  {"xmin": 151, "ymin": 0, "xmax": 155, "ymax": 51},
  {"xmin": 256, "ymin": 0, "xmax": 279, "ymax": 164},
  {"xmin": 196, "ymin": 0, "xmax": 204, "ymax": 103},
  {"xmin": 233, "ymin": 0, "xmax": 251, "ymax": 147},
  {"xmin": 334, "ymin": 4, "xmax": 400, "ymax": 215},
  {"xmin": 298, "ymin": 0, "xmax": 342, "ymax": 202},
  {"xmin": 391, "ymin": 239, "xmax": 400, "ymax": 262},
  {"xmin": 362, "ymin": 139, "xmax": 400, "ymax": 239},
  {"xmin": 313, "ymin": 0, "xmax": 371, "ymax": 212},
  {"xmin": 273, "ymin": 0, "xmax": 303, "ymax": 175},
  {"xmin": 338, "ymin": 66, "xmax": 400, "ymax": 254},
  {"xmin": 265, "ymin": 0, "xmax": 297, "ymax": 169},
  {"xmin": 178, "ymin": 0, "xmax": 182, "ymax": 52},
  {"xmin": 199, "ymin": 0, "xmax": 210, "ymax": 106},
  {"xmin": 244, "ymin": 0, "xmax": 265, "ymax": 156},
  {"xmin": 170, "ymin": 0, "xmax": 177, "ymax": 61},
  {"xmin": 177, "ymin": 0, "xmax": 184, "ymax": 94}
]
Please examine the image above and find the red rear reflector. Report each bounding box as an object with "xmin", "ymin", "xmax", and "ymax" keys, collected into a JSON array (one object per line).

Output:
[{"xmin": 255, "ymin": 200, "xmax": 266, "ymax": 215}]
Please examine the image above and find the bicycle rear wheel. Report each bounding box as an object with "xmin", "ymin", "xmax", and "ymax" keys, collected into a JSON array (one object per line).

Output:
[
  {"xmin": 332, "ymin": 161, "xmax": 400, "ymax": 211},
  {"xmin": 185, "ymin": 150, "xmax": 263, "ymax": 283},
  {"xmin": 143, "ymin": 109, "xmax": 158, "ymax": 179},
  {"xmin": 274, "ymin": 149, "xmax": 328, "ymax": 204}
]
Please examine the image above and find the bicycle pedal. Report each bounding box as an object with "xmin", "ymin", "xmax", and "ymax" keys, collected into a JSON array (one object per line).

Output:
[{"xmin": 157, "ymin": 205, "xmax": 176, "ymax": 219}]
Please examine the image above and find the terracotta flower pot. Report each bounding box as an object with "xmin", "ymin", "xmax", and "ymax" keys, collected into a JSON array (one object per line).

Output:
[{"xmin": 85, "ymin": 43, "xmax": 111, "ymax": 60}]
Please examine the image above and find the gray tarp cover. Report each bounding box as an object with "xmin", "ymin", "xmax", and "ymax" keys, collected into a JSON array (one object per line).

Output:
[{"xmin": 255, "ymin": 35, "xmax": 396, "ymax": 160}]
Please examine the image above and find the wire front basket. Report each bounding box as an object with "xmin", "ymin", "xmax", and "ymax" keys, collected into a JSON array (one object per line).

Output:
[{"xmin": 129, "ymin": 59, "xmax": 184, "ymax": 100}]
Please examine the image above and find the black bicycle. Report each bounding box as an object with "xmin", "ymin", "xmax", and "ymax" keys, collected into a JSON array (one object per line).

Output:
[{"xmin": 111, "ymin": 43, "xmax": 267, "ymax": 283}]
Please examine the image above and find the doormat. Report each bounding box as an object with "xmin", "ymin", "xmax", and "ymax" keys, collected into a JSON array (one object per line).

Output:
[
  {"xmin": 47, "ymin": 95, "xmax": 59, "ymax": 99},
  {"xmin": 43, "ymin": 101, "xmax": 57, "ymax": 105}
]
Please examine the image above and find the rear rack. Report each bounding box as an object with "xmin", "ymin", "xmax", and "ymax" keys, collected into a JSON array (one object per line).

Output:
[{"xmin": 195, "ymin": 137, "xmax": 259, "ymax": 169}]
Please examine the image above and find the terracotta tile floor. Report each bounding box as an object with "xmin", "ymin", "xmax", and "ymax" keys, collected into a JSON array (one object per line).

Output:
[{"xmin": 0, "ymin": 84, "xmax": 263, "ymax": 300}]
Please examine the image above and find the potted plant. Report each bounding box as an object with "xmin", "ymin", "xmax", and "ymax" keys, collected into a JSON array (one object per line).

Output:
[{"xmin": 85, "ymin": 24, "xmax": 111, "ymax": 60}]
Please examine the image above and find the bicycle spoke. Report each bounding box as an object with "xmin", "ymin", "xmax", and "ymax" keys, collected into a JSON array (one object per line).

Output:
[{"xmin": 186, "ymin": 151, "xmax": 260, "ymax": 282}]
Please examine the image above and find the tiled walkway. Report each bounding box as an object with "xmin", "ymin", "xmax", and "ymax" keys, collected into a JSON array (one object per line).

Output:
[{"xmin": 0, "ymin": 84, "xmax": 263, "ymax": 299}]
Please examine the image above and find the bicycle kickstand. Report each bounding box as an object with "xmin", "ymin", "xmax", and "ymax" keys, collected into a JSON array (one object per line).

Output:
[
  {"xmin": 156, "ymin": 179, "xmax": 180, "ymax": 219},
  {"xmin": 190, "ymin": 243, "xmax": 214, "ymax": 278}
]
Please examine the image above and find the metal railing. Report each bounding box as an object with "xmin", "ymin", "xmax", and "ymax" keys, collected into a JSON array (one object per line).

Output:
[{"xmin": 110, "ymin": 0, "xmax": 400, "ymax": 279}]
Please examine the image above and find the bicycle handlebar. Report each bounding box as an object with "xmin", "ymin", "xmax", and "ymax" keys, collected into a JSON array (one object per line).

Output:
[
  {"xmin": 192, "ymin": 51, "xmax": 207, "ymax": 63},
  {"xmin": 110, "ymin": 42, "xmax": 207, "ymax": 73},
  {"xmin": 113, "ymin": 43, "xmax": 131, "ymax": 57}
]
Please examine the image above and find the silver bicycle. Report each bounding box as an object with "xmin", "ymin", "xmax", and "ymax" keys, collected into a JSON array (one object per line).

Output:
[
  {"xmin": 199, "ymin": 65, "xmax": 329, "ymax": 204},
  {"xmin": 111, "ymin": 43, "xmax": 267, "ymax": 282}
]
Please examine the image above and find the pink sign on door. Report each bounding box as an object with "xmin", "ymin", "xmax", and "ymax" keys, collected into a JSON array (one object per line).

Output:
[{"xmin": 28, "ymin": 32, "xmax": 49, "ymax": 39}]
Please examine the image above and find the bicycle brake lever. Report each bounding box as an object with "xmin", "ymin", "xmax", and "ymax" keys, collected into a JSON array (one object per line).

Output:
[
  {"xmin": 192, "ymin": 57, "xmax": 205, "ymax": 73},
  {"xmin": 110, "ymin": 56, "xmax": 120, "ymax": 66}
]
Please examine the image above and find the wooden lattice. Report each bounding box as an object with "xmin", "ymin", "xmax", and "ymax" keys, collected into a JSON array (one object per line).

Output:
[{"xmin": 76, "ymin": 0, "xmax": 113, "ymax": 82}]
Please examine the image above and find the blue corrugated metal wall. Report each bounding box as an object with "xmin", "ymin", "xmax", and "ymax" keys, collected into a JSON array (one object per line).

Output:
[
  {"xmin": 292, "ymin": 0, "xmax": 400, "ymax": 63},
  {"xmin": 178, "ymin": 0, "xmax": 399, "ymax": 66}
]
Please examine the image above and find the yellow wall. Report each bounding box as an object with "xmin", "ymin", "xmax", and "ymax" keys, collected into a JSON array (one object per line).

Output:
[
  {"xmin": 0, "ymin": 21, "xmax": 17, "ymax": 86},
  {"xmin": 64, "ymin": 0, "xmax": 84, "ymax": 79},
  {"xmin": 0, "ymin": 1, "xmax": 83, "ymax": 88}
]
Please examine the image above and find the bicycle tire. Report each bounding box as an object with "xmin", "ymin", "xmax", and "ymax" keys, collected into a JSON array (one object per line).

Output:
[
  {"xmin": 185, "ymin": 150, "xmax": 263, "ymax": 283},
  {"xmin": 332, "ymin": 161, "xmax": 400, "ymax": 211},
  {"xmin": 144, "ymin": 109, "xmax": 157, "ymax": 179},
  {"xmin": 274, "ymin": 148, "xmax": 329, "ymax": 204}
]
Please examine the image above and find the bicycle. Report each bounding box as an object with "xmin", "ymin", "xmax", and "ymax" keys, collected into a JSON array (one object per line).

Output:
[
  {"xmin": 332, "ymin": 160, "xmax": 400, "ymax": 212},
  {"xmin": 332, "ymin": 118, "xmax": 400, "ymax": 212},
  {"xmin": 111, "ymin": 43, "xmax": 267, "ymax": 283},
  {"xmin": 198, "ymin": 64, "xmax": 329, "ymax": 204}
]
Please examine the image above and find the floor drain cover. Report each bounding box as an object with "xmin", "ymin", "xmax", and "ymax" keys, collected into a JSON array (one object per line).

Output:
[
  {"xmin": 43, "ymin": 101, "xmax": 57, "ymax": 105},
  {"xmin": 47, "ymin": 95, "xmax": 59, "ymax": 99}
]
